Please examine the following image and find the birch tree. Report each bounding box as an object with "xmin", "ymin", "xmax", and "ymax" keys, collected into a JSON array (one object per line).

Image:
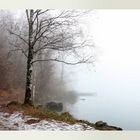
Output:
[{"xmin": 9, "ymin": 9, "xmax": 94, "ymax": 105}]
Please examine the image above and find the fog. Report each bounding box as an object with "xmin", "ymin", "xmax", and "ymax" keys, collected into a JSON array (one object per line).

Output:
[
  {"xmin": 66, "ymin": 10, "xmax": 140, "ymax": 130},
  {"xmin": 0, "ymin": 10, "xmax": 140, "ymax": 130}
]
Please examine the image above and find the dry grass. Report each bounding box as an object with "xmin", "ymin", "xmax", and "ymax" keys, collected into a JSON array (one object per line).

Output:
[
  {"xmin": 22, "ymin": 105, "xmax": 76, "ymax": 124},
  {"xmin": 0, "ymin": 101, "xmax": 95, "ymax": 128}
]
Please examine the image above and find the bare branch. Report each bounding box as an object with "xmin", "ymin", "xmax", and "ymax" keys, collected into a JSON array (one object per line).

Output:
[
  {"xmin": 26, "ymin": 10, "xmax": 30, "ymax": 24},
  {"xmin": 31, "ymin": 56, "xmax": 93, "ymax": 65},
  {"xmin": 32, "ymin": 10, "xmax": 40, "ymax": 24},
  {"xmin": 7, "ymin": 48, "xmax": 28, "ymax": 58},
  {"xmin": 8, "ymin": 30, "xmax": 28, "ymax": 45},
  {"xmin": 38, "ymin": 9, "xmax": 50, "ymax": 15}
]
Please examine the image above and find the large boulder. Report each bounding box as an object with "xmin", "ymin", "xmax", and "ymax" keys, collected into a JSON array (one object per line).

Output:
[
  {"xmin": 45, "ymin": 101, "xmax": 63, "ymax": 112},
  {"xmin": 95, "ymin": 121, "xmax": 107, "ymax": 127}
]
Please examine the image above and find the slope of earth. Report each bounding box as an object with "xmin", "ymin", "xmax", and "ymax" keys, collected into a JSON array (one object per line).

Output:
[{"xmin": 0, "ymin": 111, "xmax": 95, "ymax": 130}]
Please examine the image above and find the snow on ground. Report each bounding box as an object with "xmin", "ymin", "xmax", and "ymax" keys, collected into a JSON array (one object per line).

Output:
[{"xmin": 0, "ymin": 112, "xmax": 95, "ymax": 130}]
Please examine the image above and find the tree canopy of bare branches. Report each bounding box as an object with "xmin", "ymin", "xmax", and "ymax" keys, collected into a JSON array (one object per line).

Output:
[{"xmin": 9, "ymin": 9, "xmax": 95, "ymax": 105}]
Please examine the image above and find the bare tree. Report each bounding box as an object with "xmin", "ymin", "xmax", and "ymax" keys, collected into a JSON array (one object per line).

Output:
[{"xmin": 9, "ymin": 9, "xmax": 94, "ymax": 105}]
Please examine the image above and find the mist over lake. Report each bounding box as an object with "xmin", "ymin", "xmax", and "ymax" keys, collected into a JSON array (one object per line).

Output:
[
  {"xmin": 69, "ymin": 66, "xmax": 140, "ymax": 130},
  {"xmin": 64, "ymin": 10, "xmax": 140, "ymax": 130}
]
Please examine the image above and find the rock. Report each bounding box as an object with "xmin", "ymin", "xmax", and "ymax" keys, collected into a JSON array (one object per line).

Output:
[
  {"xmin": 95, "ymin": 121, "xmax": 122, "ymax": 130},
  {"xmin": 25, "ymin": 119, "xmax": 41, "ymax": 124},
  {"xmin": 46, "ymin": 102, "xmax": 63, "ymax": 112},
  {"xmin": 95, "ymin": 121, "xmax": 107, "ymax": 127},
  {"xmin": 108, "ymin": 125, "xmax": 122, "ymax": 130}
]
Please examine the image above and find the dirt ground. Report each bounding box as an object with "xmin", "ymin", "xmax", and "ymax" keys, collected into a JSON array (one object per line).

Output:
[{"xmin": 0, "ymin": 89, "xmax": 24, "ymax": 105}]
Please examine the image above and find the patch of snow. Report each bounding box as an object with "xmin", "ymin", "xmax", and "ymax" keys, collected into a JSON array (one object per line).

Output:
[{"xmin": 0, "ymin": 112, "xmax": 95, "ymax": 130}]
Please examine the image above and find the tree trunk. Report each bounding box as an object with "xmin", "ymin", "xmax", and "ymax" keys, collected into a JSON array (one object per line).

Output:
[
  {"xmin": 24, "ymin": 52, "xmax": 33, "ymax": 105},
  {"xmin": 24, "ymin": 10, "xmax": 34, "ymax": 105},
  {"xmin": 32, "ymin": 59, "xmax": 37, "ymax": 103}
]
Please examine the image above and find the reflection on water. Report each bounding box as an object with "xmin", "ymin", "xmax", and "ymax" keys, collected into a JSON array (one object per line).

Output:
[
  {"xmin": 62, "ymin": 91, "xmax": 96, "ymax": 104},
  {"xmin": 61, "ymin": 91, "xmax": 96, "ymax": 112}
]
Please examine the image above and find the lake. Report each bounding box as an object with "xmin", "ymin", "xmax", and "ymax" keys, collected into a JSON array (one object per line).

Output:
[
  {"xmin": 68, "ymin": 65, "xmax": 140, "ymax": 130},
  {"xmin": 70, "ymin": 93, "xmax": 140, "ymax": 130}
]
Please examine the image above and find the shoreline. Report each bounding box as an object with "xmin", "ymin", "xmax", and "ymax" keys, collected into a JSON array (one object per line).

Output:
[{"xmin": 0, "ymin": 101, "xmax": 122, "ymax": 131}]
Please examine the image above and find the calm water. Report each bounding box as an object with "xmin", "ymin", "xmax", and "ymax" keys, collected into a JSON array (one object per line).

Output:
[
  {"xmin": 70, "ymin": 94, "xmax": 140, "ymax": 130},
  {"xmin": 65, "ymin": 61, "xmax": 140, "ymax": 130},
  {"xmin": 68, "ymin": 65, "xmax": 140, "ymax": 130}
]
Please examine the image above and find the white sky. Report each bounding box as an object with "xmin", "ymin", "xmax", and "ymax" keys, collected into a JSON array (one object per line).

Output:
[
  {"xmin": 92, "ymin": 10, "xmax": 140, "ymax": 65},
  {"xmin": 69, "ymin": 10, "xmax": 140, "ymax": 93}
]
